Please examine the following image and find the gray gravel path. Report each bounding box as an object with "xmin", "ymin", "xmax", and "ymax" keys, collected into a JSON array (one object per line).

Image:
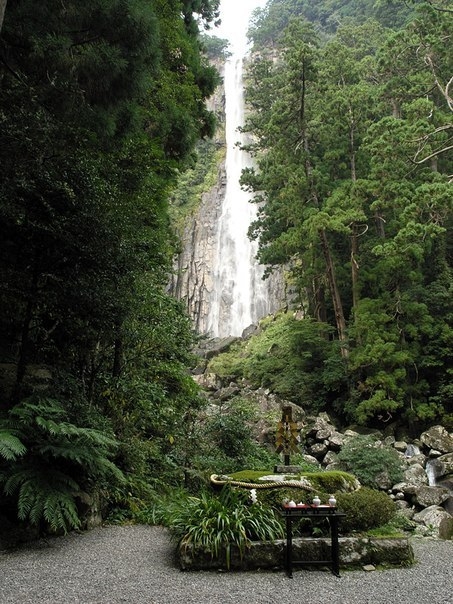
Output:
[{"xmin": 1, "ymin": 526, "xmax": 452, "ymax": 604}]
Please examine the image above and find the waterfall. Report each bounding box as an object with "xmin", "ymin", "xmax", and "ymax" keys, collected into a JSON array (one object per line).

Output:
[
  {"xmin": 404, "ymin": 443, "xmax": 420, "ymax": 458},
  {"xmin": 207, "ymin": 0, "xmax": 271, "ymax": 338},
  {"xmin": 425, "ymin": 460, "xmax": 437, "ymax": 486}
]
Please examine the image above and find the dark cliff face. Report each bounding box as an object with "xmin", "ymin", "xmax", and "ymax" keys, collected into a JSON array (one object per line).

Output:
[
  {"xmin": 170, "ymin": 62, "xmax": 286, "ymax": 337},
  {"xmin": 169, "ymin": 160, "xmax": 227, "ymax": 334}
]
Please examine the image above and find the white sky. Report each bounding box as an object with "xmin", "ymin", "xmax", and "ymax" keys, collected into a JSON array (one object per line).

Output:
[{"xmin": 214, "ymin": 0, "xmax": 268, "ymax": 52}]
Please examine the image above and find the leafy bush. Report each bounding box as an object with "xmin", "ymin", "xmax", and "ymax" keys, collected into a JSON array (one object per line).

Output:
[
  {"xmin": 166, "ymin": 486, "xmax": 284, "ymax": 569},
  {"xmin": 0, "ymin": 396, "xmax": 123, "ymax": 533},
  {"xmin": 337, "ymin": 435, "xmax": 404, "ymax": 489},
  {"xmin": 336, "ymin": 488, "xmax": 396, "ymax": 532},
  {"xmin": 366, "ymin": 510, "xmax": 417, "ymax": 538},
  {"xmin": 188, "ymin": 397, "xmax": 281, "ymax": 475},
  {"xmin": 207, "ymin": 314, "xmax": 348, "ymax": 412}
]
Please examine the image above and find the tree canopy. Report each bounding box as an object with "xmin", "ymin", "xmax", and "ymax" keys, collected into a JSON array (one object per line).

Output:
[
  {"xmin": 241, "ymin": 1, "xmax": 452, "ymax": 428},
  {"xmin": 0, "ymin": 0, "xmax": 220, "ymax": 532}
]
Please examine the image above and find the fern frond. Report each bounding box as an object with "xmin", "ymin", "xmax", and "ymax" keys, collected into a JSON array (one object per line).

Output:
[
  {"xmin": 3, "ymin": 466, "xmax": 37, "ymax": 495},
  {"xmin": 12, "ymin": 467, "xmax": 81, "ymax": 532},
  {"xmin": 90, "ymin": 457, "xmax": 125, "ymax": 482},
  {"xmin": 10, "ymin": 398, "xmax": 66, "ymax": 424},
  {"xmin": 36, "ymin": 443, "xmax": 124, "ymax": 481},
  {"xmin": 34, "ymin": 417, "xmax": 63, "ymax": 436},
  {"xmin": 43, "ymin": 492, "xmax": 80, "ymax": 532},
  {"xmin": 35, "ymin": 419, "xmax": 118, "ymax": 449},
  {"xmin": 0, "ymin": 430, "xmax": 27, "ymax": 461},
  {"xmin": 37, "ymin": 443, "xmax": 87, "ymax": 465}
]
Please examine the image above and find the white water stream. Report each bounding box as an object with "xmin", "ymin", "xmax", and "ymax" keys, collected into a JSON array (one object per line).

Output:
[{"xmin": 207, "ymin": 0, "xmax": 270, "ymax": 338}]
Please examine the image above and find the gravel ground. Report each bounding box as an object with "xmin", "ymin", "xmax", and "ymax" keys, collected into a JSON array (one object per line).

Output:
[{"xmin": 1, "ymin": 526, "xmax": 452, "ymax": 604}]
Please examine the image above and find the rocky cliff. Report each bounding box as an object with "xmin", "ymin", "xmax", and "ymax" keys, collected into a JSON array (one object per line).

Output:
[{"xmin": 169, "ymin": 62, "xmax": 286, "ymax": 337}]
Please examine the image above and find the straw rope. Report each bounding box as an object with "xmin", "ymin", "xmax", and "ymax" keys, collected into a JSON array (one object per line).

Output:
[{"xmin": 210, "ymin": 474, "xmax": 313, "ymax": 491}]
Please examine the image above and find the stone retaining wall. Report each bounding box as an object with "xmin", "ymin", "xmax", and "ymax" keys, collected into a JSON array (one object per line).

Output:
[{"xmin": 178, "ymin": 537, "xmax": 413, "ymax": 571}]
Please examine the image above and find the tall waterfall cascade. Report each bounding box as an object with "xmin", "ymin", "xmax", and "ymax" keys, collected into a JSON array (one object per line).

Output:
[
  {"xmin": 207, "ymin": 12, "xmax": 270, "ymax": 337},
  {"xmin": 169, "ymin": 0, "xmax": 284, "ymax": 337}
]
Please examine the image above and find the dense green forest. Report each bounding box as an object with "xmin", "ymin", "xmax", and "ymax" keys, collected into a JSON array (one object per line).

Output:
[
  {"xmin": 238, "ymin": 0, "xmax": 452, "ymax": 427},
  {"xmin": 0, "ymin": 0, "xmax": 221, "ymax": 534},
  {"xmin": 0, "ymin": 0, "xmax": 451, "ymax": 536}
]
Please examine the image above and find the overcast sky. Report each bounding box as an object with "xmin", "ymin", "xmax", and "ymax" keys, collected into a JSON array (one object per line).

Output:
[{"xmin": 215, "ymin": 0, "xmax": 268, "ymax": 52}]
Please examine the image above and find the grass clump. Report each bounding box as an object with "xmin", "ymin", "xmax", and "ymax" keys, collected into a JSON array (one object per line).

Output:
[{"xmin": 166, "ymin": 485, "xmax": 284, "ymax": 569}]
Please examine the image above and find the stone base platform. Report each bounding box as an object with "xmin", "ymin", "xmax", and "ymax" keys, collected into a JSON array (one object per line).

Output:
[{"xmin": 177, "ymin": 537, "xmax": 414, "ymax": 571}]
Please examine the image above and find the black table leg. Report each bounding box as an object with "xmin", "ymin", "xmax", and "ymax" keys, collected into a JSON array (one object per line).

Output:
[
  {"xmin": 285, "ymin": 515, "xmax": 293, "ymax": 578},
  {"xmin": 330, "ymin": 516, "xmax": 340, "ymax": 577}
]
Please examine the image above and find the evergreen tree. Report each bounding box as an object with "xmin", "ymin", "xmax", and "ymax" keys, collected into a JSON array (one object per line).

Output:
[
  {"xmin": 241, "ymin": 5, "xmax": 452, "ymax": 427},
  {"xmin": 0, "ymin": 0, "xmax": 220, "ymax": 531}
]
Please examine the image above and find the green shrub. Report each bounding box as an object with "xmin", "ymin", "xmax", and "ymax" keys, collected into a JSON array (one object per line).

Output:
[
  {"xmin": 193, "ymin": 397, "xmax": 281, "ymax": 474},
  {"xmin": 0, "ymin": 396, "xmax": 123, "ymax": 533},
  {"xmin": 366, "ymin": 510, "xmax": 417, "ymax": 537},
  {"xmin": 337, "ymin": 435, "xmax": 404, "ymax": 489},
  {"xmin": 166, "ymin": 485, "xmax": 284, "ymax": 569},
  {"xmin": 336, "ymin": 487, "xmax": 396, "ymax": 532},
  {"xmin": 207, "ymin": 314, "xmax": 348, "ymax": 411}
]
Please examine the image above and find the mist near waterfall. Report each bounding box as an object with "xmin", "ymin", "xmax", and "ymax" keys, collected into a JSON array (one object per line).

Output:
[{"xmin": 207, "ymin": 0, "xmax": 272, "ymax": 338}]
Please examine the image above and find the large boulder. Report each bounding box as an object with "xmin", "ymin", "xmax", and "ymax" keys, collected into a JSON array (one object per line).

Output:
[
  {"xmin": 436, "ymin": 452, "xmax": 453, "ymax": 478},
  {"xmin": 192, "ymin": 372, "xmax": 221, "ymax": 391},
  {"xmin": 404, "ymin": 463, "xmax": 429, "ymax": 487},
  {"xmin": 420, "ymin": 426, "xmax": 453, "ymax": 454},
  {"xmin": 392, "ymin": 482, "xmax": 418, "ymax": 496},
  {"xmin": 177, "ymin": 537, "xmax": 413, "ymax": 571},
  {"xmin": 304, "ymin": 414, "xmax": 335, "ymax": 440},
  {"xmin": 374, "ymin": 470, "xmax": 394, "ymax": 491},
  {"xmin": 413, "ymin": 485, "xmax": 450, "ymax": 508},
  {"xmin": 413, "ymin": 505, "xmax": 453, "ymax": 539},
  {"xmin": 406, "ymin": 453, "xmax": 427, "ymax": 467},
  {"xmin": 328, "ymin": 431, "xmax": 344, "ymax": 451},
  {"xmin": 308, "ymin": 442, "xmax": 329, "ymax": 459},
  {"xmin": 212, "ymin": 384, "xmax": 241, "ymax": 401}
]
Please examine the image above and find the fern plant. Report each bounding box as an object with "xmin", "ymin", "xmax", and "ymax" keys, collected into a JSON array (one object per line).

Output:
[
  {"xmin": 0, "ymin": 428, "xmax": 27, "ymax": 461},
  {"xmin": 0, "ymin": 396, "xmax": 123, "ymax": 533},
  {"xmin": 3, "ymin": 462, "xmax": 82, "ymax": 531}
]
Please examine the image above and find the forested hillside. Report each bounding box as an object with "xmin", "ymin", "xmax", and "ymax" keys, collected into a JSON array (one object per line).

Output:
[
  {"xmin": 237, "ymin": 0, "xmax": 452, "ymax": 427},
  {"xmin": 0, "ymin": 0, "xmax": 451, "ymax": 538},
  {"xmin": 0, "ymin": 0, "xmax": 220, "ymax": 534}
]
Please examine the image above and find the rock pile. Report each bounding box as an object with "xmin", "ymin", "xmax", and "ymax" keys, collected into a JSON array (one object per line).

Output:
[
  {"xmin": 196, "ymin": 367, "xmax": 453, "ymax": 540},
  {"xmin": 301, "ymin": 415, "xmax": 453, "ymax": 539}
]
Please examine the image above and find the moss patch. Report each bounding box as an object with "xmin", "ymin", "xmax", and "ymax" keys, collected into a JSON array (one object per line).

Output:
[{"xmin": 297, "ymin": 471, "xmax": 358, "ymax": 494}]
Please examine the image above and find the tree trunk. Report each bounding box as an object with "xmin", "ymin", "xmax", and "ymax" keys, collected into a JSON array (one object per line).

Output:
[
  {"xmin": 299, "ymin": 55, "xmax": 348, "ymax": 357},
  {"xmin": 349, "ymin": 115, "xmax": 359, "ymax": 317},
  {"xmin": 14, "ymin": 263, "xmax": 39, "ymax": 401},
  {"xmin": 310, "ymin": 276, "xmax": 327, "ymax": 323},
  {"xmin": 318, "ymin": 228, "xmax": 349, "ymax": 357},
  {"xmin": 351, "ymin": 223, "xmax": 360, "ymax": 314},
  {"xmin": 0, "ymin": 0, "xmax": 7, "ymax": 33},
  {"xmin": 374, "ymin": 212, "xmax": 386, "ymax": 238}
]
